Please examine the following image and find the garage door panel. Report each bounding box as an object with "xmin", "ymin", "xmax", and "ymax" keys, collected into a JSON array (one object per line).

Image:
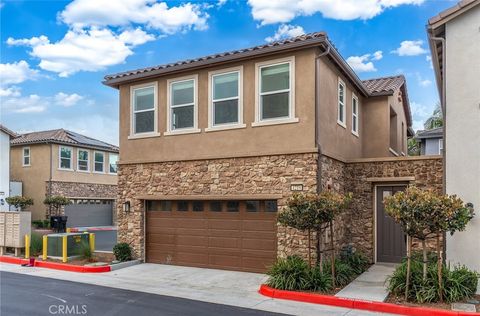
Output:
[
  {"xmin": 208, "ymin": 236, "xmax": 240, "ymax": 248},
  {"xmin": 176, "ymin": 228, "xmax": 208, "ymax": 236},
  {"xmin": 208, "ymin": 229, "xmax": 242, "ymax": 238},
  {"xmin": 176, "ymin": 219, "xmax": 208, "ymax": 229},
  {"xmin": 176, "ymin": 235, "xmax": 208, "ymax": 247},
  {"xmin": 65, "ymin": 202, "xmax": 113, "ymax": 227},
  {"xmin": 242, "ymin": 238, "xmax": 276, "ymax": 251},
  {"xmin": 209, "ymin": 255, "xmax": 242, "ymax": 268},
  {"xmin": 207, "ymin": 219, "xmax": 241, "ymax": 230},
  {"xmin": 147, "ymin": 233, "xmax": 176, "ymax": 244},
  {"xmin": 176, "ymin": 252, "xmax": 209, "ymax": 264},
  {"xmin": 147, "ymin": 217, "xmax": 177, "ymax": 228},
  {"xmin": 242, "ymin": 220, "xmax": 276, "ymax": 231}
]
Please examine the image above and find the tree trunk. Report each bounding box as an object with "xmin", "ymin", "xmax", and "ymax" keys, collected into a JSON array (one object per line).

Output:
[
  {"xmin": 422, "ymin": 239, "xmax": 427, "ymax": 281},
  {"xmin": 405, "ymin": 235, "xmax": 412, "ymax": 301},
  {"xmin": 437, "ymin": 233, "xmax": 443, "ymax": 302},
  {"xmin": 330, "ymin": 221, "xmax": 336, "ymax": 288},
  {"xmin": 317, "ymin": 227, "xmax": 323, "ymax": 272},
  {"xmin": 307, "ymin": 228, "xmax": 312, "ymax": 267}
]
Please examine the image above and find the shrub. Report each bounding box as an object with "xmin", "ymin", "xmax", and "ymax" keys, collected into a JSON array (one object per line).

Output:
[
  {"xmin": 323, "ymin": 259, "xmax": 356, "ymax": 287},
  {"xmin": 266, "ymin": 256, "xmax": 310, "ymax": 291},
  {"xmin": 30, "ymin": 233, "xmax": 43, "ymax": 256},
  {"xmin": 340, "ymin": 247, "xmax": 369, "ymax": 275},
  {"xmin": 113, "ymin": 242, "xmax": 132, "ymax": 262},
  {"xmin": 79, "ymin": 241, "xmax": 93, "ymax": 261},
  {"xmin": 32, "ymin": 220, "xmax": 44, "ymax": 229},
  {"xmin": 5, "ymin": 196, "xmax": 33, "ymax": 211},
  {"xmin": 307, "ymin": 266, "xmax": 333, "ymax": 292},
  {"xmin": 44, "ymin": 196, "xmax": 71, "ymax": 216},
  {"xmin": 388, "ymin": 260, "xmax": 478, "ymax": 303}
]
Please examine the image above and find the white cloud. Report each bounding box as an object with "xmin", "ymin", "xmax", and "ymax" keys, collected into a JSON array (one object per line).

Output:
[
  {"xmin": 0, "ymin": 60, "xmax": 38, "ymax": 86},
  {"xmin": 415, "ymin": 72, "xmax": 432, "ymax": 87},
  {"xmin": 410, "ymin": 101, "xmax": 434, "ymax": 131},
  {"xmin": 0, "ymin": 86, "xmax": 21, "ymax": 97},
  {"xmin": 1, "ymin": 94, "xmax": 48, "ymax": 113},
  {"xmin": 8, "ymin": 28, "xmax": 155, "ymax": 77},
  {"xmin": 217, "ymin": 0, "xmax": 227, "ymax": 7},
  {"xmin": 346, "ymin": 51, "xmax": 382, "ymax": 73},
  {"xmin": 426, "ymin": 55, "xmax": 433, "ymax": 69},
  {"xmin": 59, "ymin": 0, "xmax": 208, "ymax": 34},
  {"xmin": 265, "ymin": 24, "xmax": 305, "ymax": 42},
  {"xmin": 248, "ymin": 0, "xmax": 424, "ymax": 25},
  {"xmin": 392, "ymin": 40, "xmax": 427, "ymax": 56},
  {"xmin": 54, "ymin": 92, "xmax": 84, "ymax": 107}
]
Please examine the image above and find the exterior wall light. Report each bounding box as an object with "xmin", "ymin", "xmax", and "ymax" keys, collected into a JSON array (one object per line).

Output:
[{"xmin": 123, "ymin": 201, "xmax": 131, "ymax": 213}]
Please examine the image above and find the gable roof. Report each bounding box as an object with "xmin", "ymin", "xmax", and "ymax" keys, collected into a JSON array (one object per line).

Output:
[
  {"xmin": 103, "ymin": 31, "xmax": 412, "ymax": 128},
  {"xmin": 10, "ymin": 129, "xmax": 119, "ymax": 152},
  {"xmin": 415, "ymin": 127, "xmax": 443, "ymax": 139},
  {"xmin": 428, "ymin": 0, "xmax": 479, "ymax": 28},
  {"xmin": 0, "ymin": 124, "xmax": 17, "ymax": 138}
]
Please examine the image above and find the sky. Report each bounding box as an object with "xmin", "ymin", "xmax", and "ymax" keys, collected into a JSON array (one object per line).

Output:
[{"xmin": 0, "ymin": 0, "xmax": 454, "ymax": 145}]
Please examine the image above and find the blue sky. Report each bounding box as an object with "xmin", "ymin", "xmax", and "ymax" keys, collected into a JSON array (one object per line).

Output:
[{"xmin": 1, "ymin": 0, "xmax": 453, "ymax": 145}]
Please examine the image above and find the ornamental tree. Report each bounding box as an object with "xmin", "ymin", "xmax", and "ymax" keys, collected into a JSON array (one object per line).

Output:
[
  {"xmin": 5, "ymin": 195, "xmax": 34, "ymax": 211},
  {"xmin": 44, "ymin": 195, "xmax": 71, "ymax": 216}
]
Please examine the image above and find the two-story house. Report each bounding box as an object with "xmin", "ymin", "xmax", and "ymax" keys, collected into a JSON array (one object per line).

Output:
[
  {"xmin": 415, "ymin": 127, "xmax": 443, "ymax": 155},
  {"xmin": 10, "ymin": 129, "xmax": 119, "ymax": 228},
  {"xmin": 104, "ymin": 32, "xmax": 443, "ymax": 273}
]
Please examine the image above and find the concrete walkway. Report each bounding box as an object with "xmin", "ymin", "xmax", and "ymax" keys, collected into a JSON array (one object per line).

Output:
[
  {"xmin": 1, "ymin": 262, "xmax": 396, "ymax": 316},
  {"xmin": 335, "ymin": 263, "xmax": 396, "ymax": 302}
]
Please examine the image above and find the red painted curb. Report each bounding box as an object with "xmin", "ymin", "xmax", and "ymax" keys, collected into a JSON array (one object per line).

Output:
[
  {"xmin": 259, "ymin": 284, "xmax": 480, "ymax": 316},
  {"xmin": 0, "ymin": 256, "xmax": 111, "ymax": 273}
]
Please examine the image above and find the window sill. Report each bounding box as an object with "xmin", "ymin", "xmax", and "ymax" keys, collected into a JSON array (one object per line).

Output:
[
  {"xmin": 93, "ymin": 171, "xmax": 105, "ymax": 174},
  {"xmin": 351, "ymin": 131, "xmax": 359, "ymax": 138},
  {"xmin": 251, "ymin": 117, "xmax": 299, "ymax": 127},
  {"xmin": 77, "ymin": 170, "xmax": 90, "ymax": 173},
  {"xmin": 58, "ymin": 168, "xmax": 74, "ymax": 172},
  {"xmin": 205, "ymin": 124, "xmax": 246, "ymax": 132},
  {"xmin": 164, "ymin": 128, "xmax": 201, "ymax": 136},
  {"xmin": 401, "ymin": 152, "xmax": 406, "ymax": 156},
  {"xmin": 337, "ymin": 120, "xmax": 346, "ymax": 129},
  {"xmin": 22, "ymin": 165, "xmax": 31, "ymax": 168},
  {"xmin": 389, "ymin": 148, "xmax": 399, "ymax": 156},
  {"xmin": 128, "ymin": 132, "xmax": 161, "ymax": 140}
]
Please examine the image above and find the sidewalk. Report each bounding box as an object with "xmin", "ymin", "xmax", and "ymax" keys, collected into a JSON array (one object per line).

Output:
[
  {"xmin": 1, "ymin": 262, "xmax": 395, "ymax": 316},
  {"xmin": 335, "ymin": 263, "xmax": 396, "ymax": 302}
]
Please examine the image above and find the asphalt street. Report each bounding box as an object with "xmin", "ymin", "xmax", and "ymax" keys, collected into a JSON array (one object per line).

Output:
[{"xmin": 0, "ymin": 271, "xmax": 286, "ymax": 316}]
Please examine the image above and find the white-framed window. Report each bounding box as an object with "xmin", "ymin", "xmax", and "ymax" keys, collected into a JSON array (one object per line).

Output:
[
  {"xmin": 59, "ymin": 146, "xmax": 72, "ymax": 170},
  {"xmin": 166, "ymin": 75, "xmax": 199, "ymax": 135},
  {"xmin": 109, "ymin": 153, "xmax": 118, "ymax": 174},
  {"xmin": 94, "ymin": 151, "xmax": 104, "ymax": 173},
  {"xmin": 77, "ymin": 149, "xmax": 90, "ymax": 172},
  {"xmin": 207, "ymin": 67, "xmax": 245, "ymax": 131},
  {"xmin": 131, "ymin": 82, "xmax": 158, "ymax": 137},
  {"xmin": 439, "ymin": 138, "xmax": 443, "ymax": 155},
  {"xmin": 337, "ymin": 78, "xmax": 346, "ymax": 127},
  {"xmin": 22, "ymin": 147, "xmax": 30, "ymax": 166},
  {"xmin": 352, "ymin": 94, "xmax": 359, "ymax": 136},
  {"xmin": 253, "ymin": 56, "xmax": 297, "ymax": 126}
]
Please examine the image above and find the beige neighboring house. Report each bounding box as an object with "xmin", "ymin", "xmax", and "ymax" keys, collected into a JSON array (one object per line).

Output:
[
  {"xmin": 104, "ymin": 32, "xmax": 442, "ymax": 273},
  {"xmin": 428, "ymin": 0, "xmax": 480, "ymax": 278},
  {"xmin": 10, "ymin": 129, "xmax": 119, "ymax": 227}
]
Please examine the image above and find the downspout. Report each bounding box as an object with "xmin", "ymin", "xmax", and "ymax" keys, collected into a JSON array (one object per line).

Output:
[
  {"xmin": 430, "ymin": 35, "xmax": 447, "ymax": 262},
  {"xmin": 315, "ymin": 44, "xmax": 331, "ymax": 194}
]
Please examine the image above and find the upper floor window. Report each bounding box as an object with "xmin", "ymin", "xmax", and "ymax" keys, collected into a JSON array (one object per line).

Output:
[
  {"xmin": 255, "ymin": 57, "xmax": 296, "ymax": 125},
  {"xmin": 131, "ymin": 83, "xmax": 157, "ymax": 135},
  {"xmin": 109, "ymin": 153, "xmax": 118, "ymax": 174},
  {"xmin": 77, "ymin": 149, "xmax": 89, "ymax": 172},
  {"xmin": 352, "ymin": 94, "xmax": 359, "ymax": 136},
  {"xmin": 167, "ymin": 76, "xmax": 198, "ymax": 133},
  {"xmin": 94, "ymin": 151, "xmax": 104, "ymax": 173},
  {"xmin": 59, "ymin": 146, "xmax": 72, "ymax": 170},
  {"xmin": 210, "ymin": 68, "xmax": 242, "ymax": 128},
  {"xmin": 22, "ymin": 147, "xmax": 30, "ymax": 166},
  {"xmin": 337, "ymin": 79, "xmax": 346, "ymax": 127}
]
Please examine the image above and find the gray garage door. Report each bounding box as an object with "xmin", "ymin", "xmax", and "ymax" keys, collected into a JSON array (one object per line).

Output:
[{"xmin": 65, "ymin": 199, "xmax": 113, "ymax": 227}]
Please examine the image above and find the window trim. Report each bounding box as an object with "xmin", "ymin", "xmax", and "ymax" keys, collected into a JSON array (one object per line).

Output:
[
  {"xmin": 253, "ymin": 56, "xmax": 298, "ymax": 127},
  {"xmin": 351, "ymin": 93, "xmax": 359, "ymax": 137},
  {"xmin": 108, "ymin": 153, "xmax": 119, "ymax": 175},
  {"xmin": 130, "ymin": 81, "xmax": 159, "ymax": 138},
  {"xmin": 93, "ymin": 151, "xmax": 105, "ymax": 174},
  {"xmin": 165, "ymin": 74, "xmax": 200, "ymax": 135},
  {"xmin": 58, "ymin": 146, "xmax": 73, "ymax": 171},
  {"xmin": 438, "ymin": 138, "xmax": 443, "ymax": 155},
  {"xmin": 337, "ymin": 78, "xmax": 346, "ymax": 128},
  {"xmin": 77, "ymin": 148, "xmax": 90, "ymax": 173},
  {"xmin": 206, "ymin": 66, "xmax": 246, "ymax": 132},
  {"xmin": 22, "ymin": 146, "xmax": 30, "ymax": 167}
]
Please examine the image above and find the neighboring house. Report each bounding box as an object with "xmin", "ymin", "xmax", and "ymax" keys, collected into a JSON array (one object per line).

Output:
[
  {"xmin": 104, "ymin": 32, "xmax": 441, "ymax": 273},
  {"xmin": 0, "ymin": 125, "xmax": 17, "ymax": 211},
  {"xmin": 415, "ymin": 127, "xmax": 443, "ymax": 155},
  {"xmin": 10, "ymin": 129, "xmax": 119, "ymax": 228},
  {"xmin": 428, "ymin": 0, "xmax": 480, "ymax": 275}
]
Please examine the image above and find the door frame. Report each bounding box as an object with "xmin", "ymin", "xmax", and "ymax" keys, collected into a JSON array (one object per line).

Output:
[{"xmin": 373, "ymin": 183, "xmax": 409, "ymax": 263}]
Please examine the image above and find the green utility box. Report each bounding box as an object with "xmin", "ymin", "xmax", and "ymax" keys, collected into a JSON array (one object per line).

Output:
[{"xmin": 47, "ymin": 233, "xmax": 89, "ymax": 258}]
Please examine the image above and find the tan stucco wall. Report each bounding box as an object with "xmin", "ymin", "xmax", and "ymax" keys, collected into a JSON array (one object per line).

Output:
[
  {"xmin": 10, "ymin": 143, "xmax": 117, "ymax": 220},
  {"xmin": 361, "ymin": 96, "xmax": 389, "ymax": 157},
  {"xmin": 317, "ymin": 57, "xmax": 364, "ymax": 160},
  {"xmin": 119, "ymin": 49, "xmax": 317, "ymax": 163},
  {"xmin": 388, "ymin": 92, "xmax": 408, "ymax": 156}
]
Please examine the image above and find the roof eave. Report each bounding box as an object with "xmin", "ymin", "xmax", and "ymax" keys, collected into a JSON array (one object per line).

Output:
[{"xmin": 10, "ymin": 139, "xmax": 119, "ymax": 153}]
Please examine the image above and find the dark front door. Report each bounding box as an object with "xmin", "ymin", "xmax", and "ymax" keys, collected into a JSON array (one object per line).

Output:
[{"xmin": 376, "ymin": 186, "xmax": 407, "ymax": 263}]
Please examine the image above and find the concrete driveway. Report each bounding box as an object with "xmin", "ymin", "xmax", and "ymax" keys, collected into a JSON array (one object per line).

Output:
[{"xmin": 0, "ymin": 262, "xmax": 394, "ymax": 316}]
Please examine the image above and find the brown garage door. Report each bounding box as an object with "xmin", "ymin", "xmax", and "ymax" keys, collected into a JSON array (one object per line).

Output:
[{"xmin": 146, "ymin": 200, "xmax": 278, "ymax": 273}]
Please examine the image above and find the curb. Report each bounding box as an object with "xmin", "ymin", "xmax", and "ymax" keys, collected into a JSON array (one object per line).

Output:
[
  {"xmin": 69, "ymin": 227, "xmax": 117, "ymax": 232},
  {"xmin": 258, "ymin": 285, "xmax": 480, "ymax": 316},
  {"xmin": 0, "ymin": 256, "xmax": 110, "ymax": 273}
]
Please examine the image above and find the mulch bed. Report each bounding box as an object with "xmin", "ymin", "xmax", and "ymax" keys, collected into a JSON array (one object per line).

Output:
[
  {"xmin": 386, "ymin": 293, "xmax": 480, "ymax": 312},
  {"xmin": 33, "ymin": 252, "xmax": 115, "ymax": 266}
]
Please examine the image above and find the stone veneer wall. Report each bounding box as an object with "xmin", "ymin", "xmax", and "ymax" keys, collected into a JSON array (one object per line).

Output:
[
  {"xmin": 343, "ymin": 156, "xmax": 443, "ymax": 261},
  {"xmin": 46, "ymin": 181, "xmax": 117, "ymax": 219},
  {"xmin": 117, "ymin": 153, "xmax": 318, "ymax": 259}
]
